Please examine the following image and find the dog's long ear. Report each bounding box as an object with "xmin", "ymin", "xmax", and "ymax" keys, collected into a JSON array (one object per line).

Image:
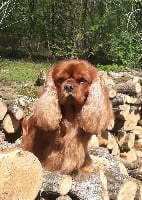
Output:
[
  {"xmin": 78, "ymin": 77, "xmax": 113, "ymax": 134},
  {"xmin": 34, "ymin": 70, "xmax": 62, "ymax": 131}
]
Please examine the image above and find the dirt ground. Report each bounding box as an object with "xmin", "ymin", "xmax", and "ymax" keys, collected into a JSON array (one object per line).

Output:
[{"xmin": 0, "ymin": 80, "xmax": 21, "ymax": 99}]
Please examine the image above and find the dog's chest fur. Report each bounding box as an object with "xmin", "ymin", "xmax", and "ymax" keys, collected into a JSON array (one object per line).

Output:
[{"xmin": 43, "ymin": 119, "xmax": 91, "ymax": 173}]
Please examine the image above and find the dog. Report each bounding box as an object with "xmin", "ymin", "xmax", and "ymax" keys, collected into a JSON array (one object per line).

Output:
[{"xmin": 22, "ymin": 59, "xmax": 113, "ymax": 174}]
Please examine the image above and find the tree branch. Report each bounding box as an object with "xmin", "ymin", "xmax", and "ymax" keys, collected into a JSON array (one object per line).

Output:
[{"xmin": 0, "ymin": 0, "xmax": 17, "ymax": 26}]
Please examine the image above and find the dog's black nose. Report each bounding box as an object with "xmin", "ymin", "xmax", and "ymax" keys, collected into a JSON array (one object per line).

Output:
[{"xmin": 64, "ymin": 84, "xmax": 74, "ymax": 92}]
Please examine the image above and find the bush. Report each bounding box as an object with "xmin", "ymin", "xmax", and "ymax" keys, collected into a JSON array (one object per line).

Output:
[{"xmin": 109, "ymin": 32, "xmax": 142, "ymax": 68}]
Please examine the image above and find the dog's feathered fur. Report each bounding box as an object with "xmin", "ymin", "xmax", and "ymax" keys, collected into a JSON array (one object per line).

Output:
[{"xmin": 22, "ymin": 59, "xmax": 113, "ymax": 174}]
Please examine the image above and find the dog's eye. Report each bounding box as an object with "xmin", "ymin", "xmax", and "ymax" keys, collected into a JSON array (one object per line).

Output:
[
  {"xmin": 57, "ymin": 77, "xmax": 65, "ymax": 83},
  {"xmin": 78, "ymin": 78, "xmax": 87, "ymax": 84}
]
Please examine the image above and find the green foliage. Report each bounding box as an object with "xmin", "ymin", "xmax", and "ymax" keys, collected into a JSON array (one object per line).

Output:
[
  {"xmin": 97, "ymin": 64, "xmax": 126, "ymax": 72},
  {"xmin": 0, "ymin": 0, "xmax": 141, "ymax": 68},
  {"xmin": 109, "ymin": 32, "xmax": 142, "ymax": 68}
]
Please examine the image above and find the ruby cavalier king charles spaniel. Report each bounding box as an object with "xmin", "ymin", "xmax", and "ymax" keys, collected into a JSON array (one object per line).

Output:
[{"xmin": 22, "ymin": 59, "xmax": 113, "ymax": 174}]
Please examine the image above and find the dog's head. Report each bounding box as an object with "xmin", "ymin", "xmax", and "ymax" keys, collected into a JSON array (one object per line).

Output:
[
  {"xmin": 33, "ymin": 59, "xmax": 113, "ymax": 133},
  {"xmin": 52, "ymin": 60, "xmax": 98, "ymax": 106}
]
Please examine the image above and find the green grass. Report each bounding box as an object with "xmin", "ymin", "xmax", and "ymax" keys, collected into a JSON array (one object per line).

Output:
[{"xmin": 0, "ymin": 59, "xmax": 51, "ymax": 83}]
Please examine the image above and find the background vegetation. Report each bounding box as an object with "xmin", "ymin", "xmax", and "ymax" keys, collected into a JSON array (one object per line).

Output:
[
  {"xmin": 0, "ymin": 0, "xmax": 141, "ymax": 68},
  {"xmin": 0, "ymin": 59, "xmax": 49, "ymax": 82}
]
